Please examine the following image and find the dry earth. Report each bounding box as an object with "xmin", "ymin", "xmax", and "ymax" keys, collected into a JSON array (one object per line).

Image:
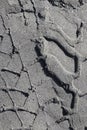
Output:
[{"xmin": 0, "ymin": 0, "xmax": 87, "ymax": 130}]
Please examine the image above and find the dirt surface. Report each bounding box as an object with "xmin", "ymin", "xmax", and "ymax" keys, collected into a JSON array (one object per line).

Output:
[{"xmin": 0, "ymin": 0, "xmax": 87, "ymax": 130}]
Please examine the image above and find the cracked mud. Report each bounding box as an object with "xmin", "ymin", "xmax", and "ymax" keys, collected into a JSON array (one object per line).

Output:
[{"xmin": 0, "ymin": 0, "xmax": 87, "ymax": 130}]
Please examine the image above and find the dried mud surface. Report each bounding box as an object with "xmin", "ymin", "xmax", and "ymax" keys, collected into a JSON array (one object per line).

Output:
[{"xmin": 0, "ymin": 0, "xmax": 87, "ymax": 130}]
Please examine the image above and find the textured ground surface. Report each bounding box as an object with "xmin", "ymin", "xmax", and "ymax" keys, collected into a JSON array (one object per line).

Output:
[{"xmin": 0, "ymin": 0, "xmax": 87, "ymax": 130}]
